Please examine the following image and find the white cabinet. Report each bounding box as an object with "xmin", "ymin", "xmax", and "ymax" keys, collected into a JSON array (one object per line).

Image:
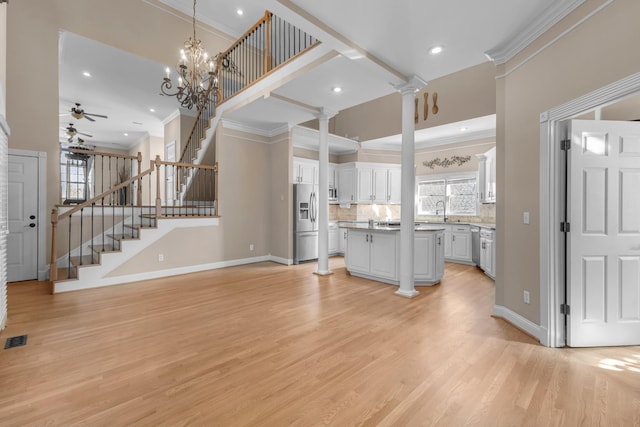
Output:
[
  {"xmin": 414, "ymin": 231, "xmax": 445, "ymax": 284},
  {"xmin": 386, "ymin": 167, "xmax": 402, "ymax": 204},
  {"xmin": 356, "ymin": 164, "xmax": 401, "ymax": 204},
  {"xmin": 480, "ymin": 228, "xmax": 495, "ymax": 279},
  {"xmin": 476, "ymin": 147, "xmax": 496, "ymax": 204},
  {"xmin": 293, "ymin": 158, "xmax": 316, "ymax": 185},
  {"xmin": 338, "ymin": 166, "xmax": 356, "ymax": 203},
  {"xmin": 338, "ymin": 227, "xmax": 348, "ymax": 254},
  {"xmin": 329, "ymin": 224, "xmax": 339, "ymax": 255},
  {"xmin": 328, "ymin": 163, "xmax": 337, "ymax": 189},
  {"xmin": 346, "ymin": 229, "xmax": 398, "ymax": 281},
  {"xmin": 443, "ymin": 224, "xmax": 473, "ymax": 264}
]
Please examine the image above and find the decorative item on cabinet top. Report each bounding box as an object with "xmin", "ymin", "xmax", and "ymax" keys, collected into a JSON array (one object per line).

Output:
[{"xmin": 423, "ymin": 155, "xmax": 471, "ymax": 169}]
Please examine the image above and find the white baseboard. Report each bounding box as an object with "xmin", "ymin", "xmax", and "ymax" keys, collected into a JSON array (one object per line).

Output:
[
  {"xmin": 55, "ymin": 255, "xmax": 271, "ymax": 293},
  {"xmin": 0, "ymin": 311, "xmax": 6, "ymax": 331},
  {"xmin": 269, "ymin": 255, "xmax": 293, "ymax": 265},
  {"xmin": 492, "ymin": 305, "xmax": 542, "ymax": 342}
]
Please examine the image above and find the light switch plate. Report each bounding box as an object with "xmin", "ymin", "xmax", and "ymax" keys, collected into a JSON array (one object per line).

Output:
[{"xmin": 523, "ymin": 212, "xmax": 530, "ymax": 224}]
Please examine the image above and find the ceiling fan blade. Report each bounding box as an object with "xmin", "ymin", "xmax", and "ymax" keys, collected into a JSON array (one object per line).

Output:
[
  {"xmin": 78, "ymin": 132, "xmax": 93, "ymax": 138},
  {"xmin": 84, "ymin": 112, "xmax": 108, "ymax": 119},
  {"xmin": 84, "ymin": 115, "xmax": 96, "ymax": 122}
]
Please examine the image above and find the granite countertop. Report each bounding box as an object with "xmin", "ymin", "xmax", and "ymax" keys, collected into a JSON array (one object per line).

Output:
[
  {"xmin": 339, "ymin": 223, "xmax": 446, "ymax": 232},
  {"xmin": 332, "ymin": 220, "xmax": 496, "ymax": 230}
]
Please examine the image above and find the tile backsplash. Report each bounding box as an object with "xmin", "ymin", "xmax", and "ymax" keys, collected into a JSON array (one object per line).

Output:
[{"xmin": 329, "ymin": 203, "xmax": 496, "ymax": 224}]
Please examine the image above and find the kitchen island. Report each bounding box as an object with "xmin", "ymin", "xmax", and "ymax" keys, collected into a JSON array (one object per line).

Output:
[{"xmin": 340, "ymin": 224, "xmax": 445, "ymax": 287}]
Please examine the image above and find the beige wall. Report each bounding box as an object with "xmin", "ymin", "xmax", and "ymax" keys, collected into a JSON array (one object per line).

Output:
[
  {"xmin": 5, "ymin": 0, "xmax": 234, "ymax": 263},
  {"xmin": 415, "ymin": 138, "xmax": 495, "ymax": 176},
  {"xmin": 496, "ymin": 0, "xmax": 640, "ymax": 324},
  {"xmin": 108, "ymin": 124, "xmax": 285, "ymax": 277},
  {"xmin": 270, "ymin": 133, "xmax": 293, "ymax": 260},
  {"xmin": 332, "ymin": 62, "xmax": 496, "ymax": 142}
]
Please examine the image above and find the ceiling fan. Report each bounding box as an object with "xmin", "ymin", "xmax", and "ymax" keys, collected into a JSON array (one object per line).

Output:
[
  {"xmin": 70, "ymin": 102, "xmax": 108, "ymax": 122},
  {"xmin": 63, "ymin": 123, "xmax": 93, "ymax": 139}
]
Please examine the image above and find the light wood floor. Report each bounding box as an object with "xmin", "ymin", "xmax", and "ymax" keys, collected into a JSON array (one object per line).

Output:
[{"xmin": 1, "ymin": 259, "xmax": 639, "ymax": 426}]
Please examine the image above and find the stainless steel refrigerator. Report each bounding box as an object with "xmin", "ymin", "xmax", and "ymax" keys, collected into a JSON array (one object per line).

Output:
[{"xmin": 293, "ymin": 183, "xmax": 318, "ymax": 264}]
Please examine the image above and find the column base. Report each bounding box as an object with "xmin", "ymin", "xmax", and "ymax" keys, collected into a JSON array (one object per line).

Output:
[
  {"xmin": 313, "ymin": 270, "xmax": 333, "ymax": 276},
  {"xmin": 395, "ymin": 288, "xmax": 420, "ymax": 298}
]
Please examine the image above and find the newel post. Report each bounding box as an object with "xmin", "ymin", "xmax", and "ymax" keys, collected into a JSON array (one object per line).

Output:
[
  {"xmin": 155, "ymin": 156, "xmax": 162, "ymax": 220},
  {"xmin": 216, "ymin": 55, "xmax": 224, "ymax": 103},
  {"xmin": 264, "ymin": 11, "xmax": 272, "ymax": 73},
  {"xmin": 136, "ymin": 151, "xmax": 143, "ymax": 206},
  {"xmin": 49, "ymin": 208, "xmax": 58, "ymax": 284}
]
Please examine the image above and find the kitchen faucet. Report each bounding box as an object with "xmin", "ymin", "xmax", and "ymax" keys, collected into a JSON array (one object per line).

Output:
[{"xmin": 435, "ymin": 200, "xmax": 448, "ymax": 222}]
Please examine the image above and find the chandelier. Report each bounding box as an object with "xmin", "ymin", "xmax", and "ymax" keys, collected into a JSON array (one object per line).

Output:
[{"xmin": 161, "ymin": 0, "xmax": 218, "ymax": 110}]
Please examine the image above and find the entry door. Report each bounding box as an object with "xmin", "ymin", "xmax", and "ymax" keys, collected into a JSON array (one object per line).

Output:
[
  {"xmin": 566, "ymin": 119, "xmax": 640, "ymax": 347},
  {"xmin": 165, "ymin": 141, "xmax": 176, "ymax": 203},
  {"xmin": 8, "ymin": 155, "xmax": 39, "ymax": 282}
]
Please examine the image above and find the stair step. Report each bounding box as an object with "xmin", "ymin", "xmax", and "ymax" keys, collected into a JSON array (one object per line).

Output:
[
  {"xmin": 124, "ymin": 224, "xmax": 156, "ymax": 230},
  {"xmin": 90, "ymin": 244, "xmax": 120, "ymax": 254},
  {"xmin": 70, "ymin": 255, "xmax": 97, "ymax": 267},
  {"xmin": 55, "ymin": 267, "xmax": 77, "ymax": 281},
  {"xmin": 108, "ymin": 233, "xmax": 139, "ymax": 241}
]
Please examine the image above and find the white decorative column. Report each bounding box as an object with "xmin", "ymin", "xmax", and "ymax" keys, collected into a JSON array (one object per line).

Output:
[
  {"xmin": 315, "ymin": 108, "xmax": 336, "ymax": 276},
  {"xmin": 395, "ymin": 77, "xmax": 426, "ymax": 298}
]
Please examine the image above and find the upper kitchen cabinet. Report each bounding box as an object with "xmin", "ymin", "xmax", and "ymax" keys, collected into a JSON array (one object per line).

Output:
[
  {"xmin": 293, "ymin": 157, "xmax": 317, "ymax": 185},
  {"xmin": 476, "ymin": 146, "xmax": 496, "ymax": 204},
  {"xmin": 354, "ymin": 163, "xmax": 402, "ymax": 205},
  {"xmin": 338, "ymin": 165, "xmax": 356, "ymax": 203}
]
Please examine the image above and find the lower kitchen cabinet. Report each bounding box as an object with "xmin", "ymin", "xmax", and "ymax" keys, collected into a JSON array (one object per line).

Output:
[
  {"xmin": 346, "ymin": 229, "xmax": 398, "ymax": 281},
  {"xmin": 329, "ymin": 226, "xmax": 339, "ymax": 255},
  {"xmin": 480, "ymin": 229, "xmax": 495, "ymax": 279},
  {"xmin": 414, "ymin": 231, "xmax": 445, "ymax": 284},
  {"xmin": 443, "ymin": 224, "xmax": 473, "ymax": 264},
  {"xmin": 339, "ymin": 228, "xmax": 347, "ymax": 254}
]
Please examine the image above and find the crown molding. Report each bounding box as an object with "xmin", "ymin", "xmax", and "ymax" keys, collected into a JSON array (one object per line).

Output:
[
  {"xmin": 485, "ymin": 0, "xmax": 585, "ymax": 65},
  {"xmin": 221, "ymin": 118, "xmax": 290, "ymax": 139}
]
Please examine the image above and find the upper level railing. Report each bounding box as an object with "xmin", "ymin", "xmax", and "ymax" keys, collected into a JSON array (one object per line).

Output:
[
  {"xmin": 217, "ymin": 11, "xmax": 320, "ymax": 103},
  {"xmin": 179, "ymin": 11, "xmax": 320, "ymax": 165}
]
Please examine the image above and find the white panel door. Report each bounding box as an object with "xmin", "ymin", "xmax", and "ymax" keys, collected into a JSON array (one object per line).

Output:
[
  {"xmin": 387, "ymin": 167, "xmax": 402, "ymax": 204},
  {"xmin": 8, "ymin": 155, "xmax": 38, "ymax": 282},
  {"xmin": 567, "ymin": 120, "xmax": 640, "ymax": 347},
  {"xmin": 371, "ymin": 168, "xmax": 388, "ymax": 203},
  {"xmin": 346, "ymin": 230, "xmax": 370, "ymax": 274},
  {"xmin": 356, "ymin": 168, "xmax": 373, "ymax": 203}
]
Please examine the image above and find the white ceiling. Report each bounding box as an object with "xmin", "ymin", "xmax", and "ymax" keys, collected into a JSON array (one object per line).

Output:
[{"xmin": 59, "ymin": 0, "xmax": 585, "ymax": 149}]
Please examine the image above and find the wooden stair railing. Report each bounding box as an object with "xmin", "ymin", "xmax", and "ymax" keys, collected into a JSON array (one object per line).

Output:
[{"xmin": 50, "ymin": 154, "xmax": 219, "ymax": 285}]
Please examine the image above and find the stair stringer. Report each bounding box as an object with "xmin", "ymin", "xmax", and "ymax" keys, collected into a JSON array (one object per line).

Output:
[{"xmin": 53, "ymin": 217, "xmax": 219, "ymax": 293}]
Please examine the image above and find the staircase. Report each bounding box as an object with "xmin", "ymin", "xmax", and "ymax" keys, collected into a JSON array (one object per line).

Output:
[{"xmin": 50, "ymin": 10, "xmax": 322, "ymax": 293}]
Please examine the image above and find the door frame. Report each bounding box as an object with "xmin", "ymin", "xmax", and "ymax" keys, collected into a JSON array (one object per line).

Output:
[
  {"xmin": 8, "ymin": 149, "xmax": 47, "ymax": 281},
  {"xmin": 539, "ymin": 72, "xmax": 640, "ymax": 347}
]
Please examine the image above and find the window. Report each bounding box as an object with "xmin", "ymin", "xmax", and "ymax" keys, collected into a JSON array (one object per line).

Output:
[
  {"xmin": 60, "ymin": 149, "xmax": 93, "ymax": 204},
  {"xmin": 417, "ymin": 173, "xmax": 477, "ymax": 216}
]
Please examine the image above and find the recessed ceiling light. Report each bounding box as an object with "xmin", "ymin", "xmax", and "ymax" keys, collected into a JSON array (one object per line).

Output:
[
  {"xmin": 236, "ymin": 9, "xmax": 244, "ymax": 15},
  {"xmin": 149, "ymin": 108, "xmax": 155, "ymax": 113},
  {"xmin": 124, "ymin": 133, "xmax": 129, "ymax": 136},
  {"xmin": 460, "ymin": 127, "xmax": 469, "ymax": 132},
  {"xmin": 82, "ymin": 71, "xmax": 92, "ymax": 77},
  {"xmin": 429, "ymin": 46, "xmax": 444, "ymax": 55},
  {"xmin": 332, "ymin": 86, "xmax": 342, "ymax": 93}
]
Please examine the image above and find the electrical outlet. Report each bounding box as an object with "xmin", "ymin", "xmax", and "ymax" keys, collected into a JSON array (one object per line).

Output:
[
  {"xmin": 158, "ymin": 254, "xmax": 164, "ymax": 262},
  {"xmin": 249, "ymin": 244, "xmax": 254, "ymax": 251},
  {"xmin": 523, "ymin": 212, "xmax": 530, "ymax": 224},
  {"xmin": 524, "ymin": 290, "xmax": 530, "ymax": 304}
]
